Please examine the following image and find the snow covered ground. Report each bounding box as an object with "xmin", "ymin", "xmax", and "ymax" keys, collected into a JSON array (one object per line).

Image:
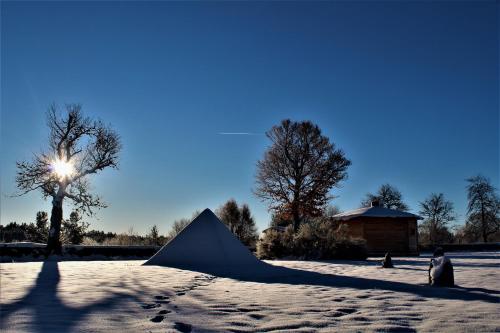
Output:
[{"xmin": 1, "ymin": 252, "xmax": 498, "ymax": 332}]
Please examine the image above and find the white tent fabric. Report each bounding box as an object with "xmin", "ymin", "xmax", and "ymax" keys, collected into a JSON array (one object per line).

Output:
[{"xmin": 144, "ymin": 209, "xmax": 281, "ymax": 278}]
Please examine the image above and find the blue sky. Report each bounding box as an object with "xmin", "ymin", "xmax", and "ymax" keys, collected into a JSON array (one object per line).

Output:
[{"xmin": 1, "ymin": 1, "xmax": 498, "ymax": 235}]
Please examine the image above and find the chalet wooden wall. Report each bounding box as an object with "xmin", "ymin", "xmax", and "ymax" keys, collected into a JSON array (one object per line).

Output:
[{"xmin": 340, "ymin": 218, "xmax": 418, "ymax": 255}]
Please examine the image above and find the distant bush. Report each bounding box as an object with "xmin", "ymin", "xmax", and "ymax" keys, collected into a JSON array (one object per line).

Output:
[
  {"xmin": 81, "ymin": 236, "xmax": 100, "ymax": 246},
  {"xmin": 257, "ymin": 219, "xmax": 367, "ymax": 260},
  {"xmin": 101, "ymin": 228, "xmax": 148, "ymax": 246},
  {"xmin": 84, "ymin": 230, "xmax": 117, "ymax": 244}
]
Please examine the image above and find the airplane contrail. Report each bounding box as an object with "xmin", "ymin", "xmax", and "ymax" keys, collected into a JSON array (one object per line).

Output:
[{"xmin": 218, "ymin": 132, "xmax": 263, "ymax": 136}]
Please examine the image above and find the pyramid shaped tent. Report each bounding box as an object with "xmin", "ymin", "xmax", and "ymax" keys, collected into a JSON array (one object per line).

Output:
[{"xmin": 144, "ymin": 209, "xmax": 276, "ymax": 277}]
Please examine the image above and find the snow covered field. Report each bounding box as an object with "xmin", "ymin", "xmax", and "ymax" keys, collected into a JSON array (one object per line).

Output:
[{"xmin": 1, "ymin": 252, "xmax": 499, "ymax": 332}]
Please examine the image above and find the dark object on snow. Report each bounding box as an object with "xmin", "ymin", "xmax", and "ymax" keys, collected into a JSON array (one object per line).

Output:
[
  {"xmin": 429, "ymin": 248, "xmax": 454, "ymax": 287},
  {"xmin": 150, "ymin": 315, "xmax": 164, "ymax": 323},
  {"xmin": 174, "ymin": 322, "xmax": 192, "ymax": 333},
  {"xmin": 381, "ymin": 252, "xmax": 394, "ymax": 268}
]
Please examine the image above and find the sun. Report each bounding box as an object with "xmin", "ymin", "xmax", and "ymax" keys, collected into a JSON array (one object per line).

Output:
[{"xmin": 51, "ymin": 158, "xmax": 74, "ymax": 179}]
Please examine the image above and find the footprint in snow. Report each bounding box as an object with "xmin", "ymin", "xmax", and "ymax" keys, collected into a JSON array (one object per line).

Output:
[
  {"xmin": 155, "ymin": 299, "xmax": 170, "ymax": 304},
  {"xmin": 154, "ymin": 295, "xmax": 169, "ymax": 300},
  {"xmin": 150, "ymin": 315, "xmax": 164, "ymax": 323},
  {"xmin": 142, "ymin": 303, "xmax": 161, "ymax": 309},
  {"xmin": 328, "ymin": 308, "xmax": 357, "ymax": 317},
  {"xmin": 236, "ymin": 307, "xmax": 253, "ymax": 313},
  {"xmin": 248, "ymin": 313, "xmax": 266, "ymax": 320},
  {"xmin": 174, "ymin": 322, "xmax": 192, "ymax": 332}
]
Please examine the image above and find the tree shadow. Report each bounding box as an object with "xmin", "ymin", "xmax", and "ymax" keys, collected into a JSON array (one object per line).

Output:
[
  {"xmin": 392, "ymin": 258, "xmax": 500, "ymax": 269},
  {"xmin": 444, "ymin": 254, "xmax": 500, "ymax": 260},
  {"xmin": 154, "ymin": 261, "xmax": 499, "ymax": 304},
  {"xmin": 0, "ymin": 261, "xmax": 141, "ymax": 332},
  {"xmin": 391, "ymin": 267, "xmax": 427, "ymax": 272},
  {"xmin": 452, "ymin": 286, "xmax": 500, "ymax": 296}
]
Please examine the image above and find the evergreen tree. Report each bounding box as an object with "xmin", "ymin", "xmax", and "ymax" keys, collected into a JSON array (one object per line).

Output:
[
  {"xmin": 148, "ymin": 225, "xmax": 160, "ymax": 245},
  {"xmin": 217, "ymin": 200, "xmax": 259, "ymax": 247},
  {"xmin": 62, "ymin": 211, "xmax": 89, "ymax": 244},
  {"xmin": 34, "ymin": 211, "xmax": 49, "ymax": 243}
]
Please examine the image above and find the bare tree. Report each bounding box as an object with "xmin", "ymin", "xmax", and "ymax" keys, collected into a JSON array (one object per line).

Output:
[
  {"xmin": 466, "ymin": 175, "xmax": 500, "ymax": 243},
  {"xmin": 419, "ymin": 193, "xmax": 455, "ymax": 245},
  {"xmin": 168, "ymin": 218, "xmax": 190, "ymax": 239},
  {"xmin": 167, "ymin": 211, "xmax": 201, "ymax": 239},
  {"xmin": 324, "ymin": 205, "xmax": 342, "ymax": 218},
  {"xmin": 255, "ymin": 119, "xmax": 350, "ymax": 231},
  {"xmin": 361, "ymin": 184, "xmax": 409, "ymax": 211},
  {"xmin": 16, "ymin": 104, "xmax": 121, "ymax": 254}
]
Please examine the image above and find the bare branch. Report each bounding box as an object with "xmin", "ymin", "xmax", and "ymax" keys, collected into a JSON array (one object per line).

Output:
[
  {"xmin": 255, "ymin": 119, "xmax": 350, "ymax": 229},
  {"xmin": 16, "ymin": 103, "xmax": 121, "ymax": 216}
]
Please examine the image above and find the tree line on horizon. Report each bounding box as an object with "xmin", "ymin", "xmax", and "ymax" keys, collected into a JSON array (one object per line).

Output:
[
  {"xmin": 0, "ymin": 198, "xmax": 260, "ymax": 248},
  {"xmin": 354, "ymin": 179, "xmax": 500, "ymax": 245},
  {"xmin": 7, "ymin": 105, "xmax": 500, "ymax": 254},
  {"xmin": 4, "ymin": 175, "xmax": 497, "ymax": 248}
]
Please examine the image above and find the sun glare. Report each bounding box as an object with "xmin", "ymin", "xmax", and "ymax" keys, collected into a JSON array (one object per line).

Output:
[{"xmin": 51, "ymin": 159, "xmax": 74, "ymax": 179}]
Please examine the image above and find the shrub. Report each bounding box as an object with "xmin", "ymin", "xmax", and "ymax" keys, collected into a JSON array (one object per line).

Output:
[
  {"xmin": 102, "ymin": 233, "xmax": 146, "ymax": 246},
  {"xmin": 257, "ymin": 229, "xmax": 289, "ymax": 259},
  {"xmin": 257, "ymin": 219, "xmax": 368, "ymax": 260},
  {"xmin": 81, "ymin": 236, "xmax": 99, "ymax": 245},
  {"xmin": 330, "ymin": 238, "xmax": 368, "ymax": 260}
]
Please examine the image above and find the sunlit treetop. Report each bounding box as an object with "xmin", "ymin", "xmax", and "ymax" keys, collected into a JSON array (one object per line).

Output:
[{"xmin": 15, "ymin": 104, "xmax": 121, "ymax": 215}]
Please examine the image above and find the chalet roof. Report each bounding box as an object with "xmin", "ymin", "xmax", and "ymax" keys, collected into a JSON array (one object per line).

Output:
[{"xmin": 332, "ymin": 206, "xmax": 422, "ymax": 221}]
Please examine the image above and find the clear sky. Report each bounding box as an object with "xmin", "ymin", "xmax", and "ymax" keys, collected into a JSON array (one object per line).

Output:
[{"xmin": 1, "ymin": 1, "xmax": 498, "ymax": 235}]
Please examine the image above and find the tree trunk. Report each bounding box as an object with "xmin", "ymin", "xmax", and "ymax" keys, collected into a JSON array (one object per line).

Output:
[
  {"xmin": 481, "ymin": 203, "xmax": 487, "ymax": 243},
  {"xmin": 430, "ymin": 221, "xmax": 435, "ymax": 246},
  {"xmin": 46, "ymin": 196, "xmax": 64, "ymax": 255},
  {"xmin": 292, "ymin": 203, "xmax": 300, "ymax": 232}
]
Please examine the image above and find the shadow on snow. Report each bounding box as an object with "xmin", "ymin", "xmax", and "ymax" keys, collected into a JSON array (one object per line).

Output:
[
  {"xmin": 0, "ymin": 261, "xmax": 141, "ymax": 333},
  {"xmin": 155, "ymin": 261, "xmax": 499, "ymax": 304},
  {"xmin": 1, "ymin": 258, "xmax": 498, "ymax": 332}
]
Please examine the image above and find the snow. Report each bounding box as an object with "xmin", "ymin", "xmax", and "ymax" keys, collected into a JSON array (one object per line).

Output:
[
  {"xmin": 429, "ymin": 255, "xmax": 450, "ymax": 281},
  {"xmin": 332, "ymin": 206, "xmax": 422, "ymax": 221},
  {"xmin": 1, "ymin": 252, "xmax": 499, "ymax": 332},
  {"xmin": 0, "ymin": 242, "xmax": 46, "ymax": 248},
  {"xmin": 144, "ymin": 209, "xmax": 287, "ymax": 279}
]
